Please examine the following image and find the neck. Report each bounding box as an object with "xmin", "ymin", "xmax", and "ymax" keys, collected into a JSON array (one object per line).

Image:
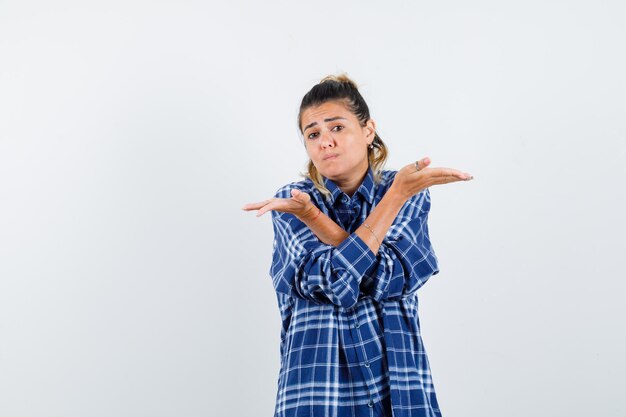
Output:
[{"xmin": 334, "ymin": 166, "xmax": 368, "ymax": 197}]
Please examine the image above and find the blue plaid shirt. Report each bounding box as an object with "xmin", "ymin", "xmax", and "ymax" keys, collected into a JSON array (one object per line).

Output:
[{"xmin": 269, "ymin": 167, "xmax": 442, "ymax": 417}]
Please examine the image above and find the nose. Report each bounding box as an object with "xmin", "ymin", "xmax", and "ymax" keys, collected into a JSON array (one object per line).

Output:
[{"xmin": 319, "ymin": 129, "xmax": 335, "ymax": 148}]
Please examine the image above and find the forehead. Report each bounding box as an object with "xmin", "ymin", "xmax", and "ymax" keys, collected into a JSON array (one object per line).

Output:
[{"xmin": 300, "ymin": 100, "xmax": 356, "ymax": 125}]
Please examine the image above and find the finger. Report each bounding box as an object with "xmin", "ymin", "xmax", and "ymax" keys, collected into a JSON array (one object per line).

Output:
[
  {"xmin": 446, "ymin": 168, "xmax": 473, "ymax": 181},
  {"xmin": 256, "ymin": 199, "xmax": 295, "ymax": 217},
  {"xmin": 291, "ymin": 189, "xmax": 311, "ymax": 203},
  {"xmin": 408, "ymin": 157, "xmax": 431, "ymax": 175},
  {"xmin": 242, "ymin": 199, "xmax": 273, "ymax": 210},
  {"xmin": 434, "ymin": 168, "xmax": 471, "ymax": 184},
  {"xmin": 417, "ymin": 157, "xmax": 431, "ymax": 169},
  {"xmin": 451, "ymin": 169, "xmax": 473, "ymax": 181},
  {"xmin": 256, "ymin": 203, "xmax": 274, "ymax": 217}
]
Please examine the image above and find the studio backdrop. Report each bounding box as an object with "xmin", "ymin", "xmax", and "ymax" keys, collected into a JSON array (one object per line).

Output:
[{"xmin": 0, "ymin": 1, "xmax": 624, "ymax": 416}]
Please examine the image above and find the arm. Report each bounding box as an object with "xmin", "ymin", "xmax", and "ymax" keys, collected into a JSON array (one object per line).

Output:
[
  {"xmin": 262, "ymin": 158, "xmax": 470, "ymax": 308},
  {"xmin": 297, "ymin": 157, "xmax": 470, "ymax": 254},
  {"xmin": 298, "ymin": 186, "xmax": 440, "ymax": 302},
  {"xmin": 269, "ymin": 183, "xmax": 395, "ymax": 309},
  {"xmin": 297, "ymin": 183, "xmax": 406, "ymax": 253},
  {"xmin": 358, "ymin": 188, "xmax": 440, "ymax": 301}
]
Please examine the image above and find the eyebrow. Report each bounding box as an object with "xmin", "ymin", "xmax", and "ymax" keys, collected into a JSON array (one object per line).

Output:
[{"xmin": 303, "ymin": 116, "xmax": 347, "ymax": 133}]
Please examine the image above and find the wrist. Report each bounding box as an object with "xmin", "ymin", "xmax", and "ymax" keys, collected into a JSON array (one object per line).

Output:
[
  {"xmin": 386, "ymin": 183, "xmax": 409, "ymax": 206},
  {"xmin": 299, "ymin": 204, "xmax": 321, "ymax": 222}
]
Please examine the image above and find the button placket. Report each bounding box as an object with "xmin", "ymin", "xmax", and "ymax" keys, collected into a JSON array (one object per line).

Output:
[{"xmin": 347, "ymin": 310, "xmax": 379, "ymax": 405}]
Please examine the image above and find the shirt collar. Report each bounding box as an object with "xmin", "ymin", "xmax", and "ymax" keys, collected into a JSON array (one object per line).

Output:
[{"xmin": 323, "ymin": 166, "xmax": 376, "ymax": 205}]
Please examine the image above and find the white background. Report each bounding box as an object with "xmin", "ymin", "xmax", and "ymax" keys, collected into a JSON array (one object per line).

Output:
[{"xmin": 1, "ymin": 1, "xmax": 624, "ymax": 416}]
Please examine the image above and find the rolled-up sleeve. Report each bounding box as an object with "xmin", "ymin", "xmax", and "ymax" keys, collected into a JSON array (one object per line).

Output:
[
  {"xmin": 270, "ymin": 207, "xmax": 376, "ymax": 309},
  {"xmin": 359, "ymin": 188, "xmax": 440, "ymax": 301},
  {"xmin": 268, "ymin": 184, "xmax": 439, "ymax": 308}
]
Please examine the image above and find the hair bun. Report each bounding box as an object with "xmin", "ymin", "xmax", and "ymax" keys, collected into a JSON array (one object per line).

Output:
[{"xmin": 319, "ymin": 73, "xmax": 358, "ymax": 89}]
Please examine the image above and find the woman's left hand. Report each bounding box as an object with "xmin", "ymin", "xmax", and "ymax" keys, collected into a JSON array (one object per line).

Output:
[{"xmin": 242, "ymin": 189, "xmax": 318, "ymax": 219}]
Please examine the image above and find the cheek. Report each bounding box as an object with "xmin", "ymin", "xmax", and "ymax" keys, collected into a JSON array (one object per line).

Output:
[{"xmin": 349, "ymin": 141, "xmax": 368, "ymax": 158}]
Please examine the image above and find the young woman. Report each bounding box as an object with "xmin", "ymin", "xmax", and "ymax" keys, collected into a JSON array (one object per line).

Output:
[{"xmin": 243, "ymin": 74, "xmax": 473, "ymax": 417}]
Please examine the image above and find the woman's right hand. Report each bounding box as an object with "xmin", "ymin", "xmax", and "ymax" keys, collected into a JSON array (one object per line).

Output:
[
  {"xmin": 390, "ymin": 157, "xmax": 473, "ymax": 201},
  {"xmin": 242, "ymin": 189, "xmax": 318, "ymax": 219}
]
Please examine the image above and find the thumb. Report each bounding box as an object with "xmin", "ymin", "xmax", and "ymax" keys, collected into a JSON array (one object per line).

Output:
[
  {"xmin": 291, "ymin": 189, "xmax": 309, "ymax": 202},
  {"xmin": 417, "ymin": 157, "xmax": 431, "ymax": 170}
]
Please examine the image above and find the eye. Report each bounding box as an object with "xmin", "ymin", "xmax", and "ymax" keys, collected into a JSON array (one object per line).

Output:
[
  {"xmin": 307, "ymin": 131, "xmax": 319, "ymax": 140},
  {"xmin": 332, "ymin": 125, "xmax": 344, "ymax": 132}
]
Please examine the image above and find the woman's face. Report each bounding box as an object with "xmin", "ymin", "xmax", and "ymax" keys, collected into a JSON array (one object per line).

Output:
[{"xmin": 300, "ymin": 100, "xmax": 376, "ymax": 184}]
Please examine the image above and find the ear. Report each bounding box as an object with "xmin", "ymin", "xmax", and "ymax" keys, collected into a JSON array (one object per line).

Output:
[{"xmin": 364, "ymin": 118, "xmax": 376, "ymax": 141}]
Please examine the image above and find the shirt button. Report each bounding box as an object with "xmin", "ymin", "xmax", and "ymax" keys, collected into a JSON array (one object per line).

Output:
[
  {"xmin": 342, "ymin": 196, "xmax": 349, "ymax": 203},
  {"xmin": 364, "ymin": 361, "xmax": 370, "ymax": 368},
  {"xmin": 368, "ymin": 399, "xmax": 374, "ymax": 408},
  {"xmin": 355, "ymin": 322, "xmax": 360, "ymax": 328}
]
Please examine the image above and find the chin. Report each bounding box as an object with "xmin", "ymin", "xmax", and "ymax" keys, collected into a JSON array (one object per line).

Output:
[{"xmin": 317, "ymin": 167, "xmax": 343, "ymax": 180}]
